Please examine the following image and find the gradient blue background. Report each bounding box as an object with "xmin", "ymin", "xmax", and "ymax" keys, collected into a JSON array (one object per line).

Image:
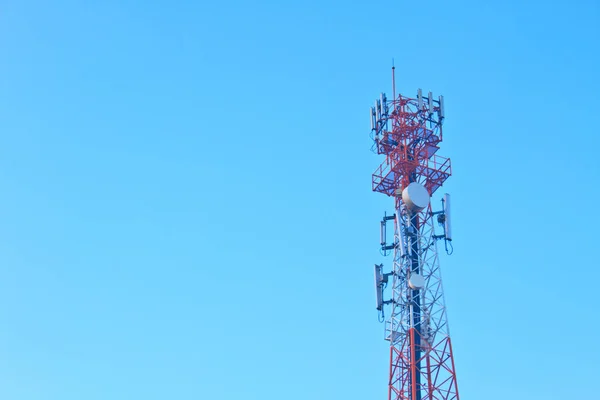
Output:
[{"xmin": 0, "ymin": 0, "xmax": 598, "ymax": 399}]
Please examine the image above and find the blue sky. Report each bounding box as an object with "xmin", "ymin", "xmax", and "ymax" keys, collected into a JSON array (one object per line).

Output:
[{"xmin": 0, "ymin": 0, "xmax": 598, "ymax": 399}]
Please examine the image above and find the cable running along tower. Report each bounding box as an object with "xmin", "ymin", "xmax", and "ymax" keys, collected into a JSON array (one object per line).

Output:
[{"xmin": 371, "ymin": 67, "xmax": 459, "ymax": 400}]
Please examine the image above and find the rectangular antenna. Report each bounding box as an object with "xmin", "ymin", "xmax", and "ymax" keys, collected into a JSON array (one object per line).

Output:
[
  {"xmin": 371, "ymin": 107, "xmax": 375, "ymax": 131},
  {"xmin": 428, "ymin": 91, "xmax": 433, "ymax": 115},
  {"xmin": 438, "ymin": 95, "xmax": 445, "ymax": 119},
  {"xmin": 443, "ymin": 193, "xmax": 452, "ymax": 241},
  {"xmin": 417, "ymin": 89, "xmax": 423, "ymax": 109},
  {"xmin": 396, "ymin": 210, "xmax": 407, "ymax": 257},
  {"xmin": 374, "ymin": 264, "xmax": 383, "ymax": 311}
]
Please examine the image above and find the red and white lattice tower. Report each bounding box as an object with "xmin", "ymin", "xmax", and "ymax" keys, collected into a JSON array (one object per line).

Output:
[{"xmin": 371, "ymin": 67, "xmax": 459, "ymax": 400}]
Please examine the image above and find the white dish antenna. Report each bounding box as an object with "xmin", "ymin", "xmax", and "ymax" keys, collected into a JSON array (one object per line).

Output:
[
  {"xmin": 408, "ymin": 273, "xmax": 425, "ymax": 290},
  {"xmin": 402, "ymin": 182, "xmax": 430, "ymax": 213}
]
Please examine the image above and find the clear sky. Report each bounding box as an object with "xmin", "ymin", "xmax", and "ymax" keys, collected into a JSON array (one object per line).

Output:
[{"xmin": 0, "ymin": 0, "xmax": 598, "ymax": 399}]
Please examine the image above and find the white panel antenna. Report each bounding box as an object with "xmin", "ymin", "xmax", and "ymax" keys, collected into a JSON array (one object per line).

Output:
[
  {"xmin": 428, "ymin": 91, "xmax": 433, "ymax": 115},
  {"xmin": 438, "ymin": 95, "xmax": 445, "ymax": 119},
  {"xmin": 371, "ymin": 107, "xmax": 376, "ymax": 131},
  {"xmin": 396, "ymin": 209, "xmax": 407, "ymax": 258},
  {"xmin": 417, "ymin": 89, "xmax": 423, "ymax": 109},
  {"xmin": 374, "ymin": 264, "xmax": 384, "ymax": 311},
  {"xmin": 443, "ymin": 193, "xmax": 452, "ymax": 241}
]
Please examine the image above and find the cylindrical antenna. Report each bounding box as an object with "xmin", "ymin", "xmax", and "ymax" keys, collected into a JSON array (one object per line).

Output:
[{"xmin": 391, "ymin": 60, "xmax": 396, "ymax": 111}]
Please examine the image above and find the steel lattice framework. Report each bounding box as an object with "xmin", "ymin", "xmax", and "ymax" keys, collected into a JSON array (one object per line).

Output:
[{"xmin": 371, "ymin": 69, "xmax": 459, "ymax": 400}]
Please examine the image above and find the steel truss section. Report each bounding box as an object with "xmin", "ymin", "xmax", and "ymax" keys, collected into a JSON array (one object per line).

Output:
[{"xmin": 386, "ymin": 200, "xmax": 459, "ymax": 400}]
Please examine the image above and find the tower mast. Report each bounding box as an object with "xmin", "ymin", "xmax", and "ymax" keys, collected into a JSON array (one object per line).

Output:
[{"xmin": 371, "ymin": 75, "xmax": 459, "ymax": 400}]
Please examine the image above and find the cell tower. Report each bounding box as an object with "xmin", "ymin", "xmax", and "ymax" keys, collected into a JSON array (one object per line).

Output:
[{"xmin": 370, "ymin": 67, "xmax": 459, "ymax": 400}]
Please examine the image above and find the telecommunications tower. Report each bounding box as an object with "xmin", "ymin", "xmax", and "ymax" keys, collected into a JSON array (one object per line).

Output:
[{"xmin": 371, "ymin": 67, "xmax": 459, "ymax": 400}]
